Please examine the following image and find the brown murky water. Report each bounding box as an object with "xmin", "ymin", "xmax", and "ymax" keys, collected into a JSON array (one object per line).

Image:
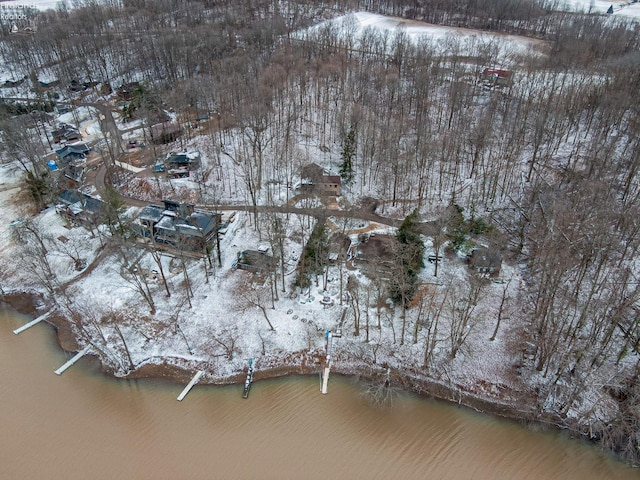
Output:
[{"xmin": 1, "ymin": 307, "xmax": 638, "ymax": 480}]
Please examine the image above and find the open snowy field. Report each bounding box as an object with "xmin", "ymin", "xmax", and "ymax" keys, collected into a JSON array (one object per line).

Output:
[
  {"xmin": 298, "ymin": 12, "xmax": 549, "ymax": 66},
  {"xmin": 564, "ymin": 0, "xmax": 640, "ymax": 17}
]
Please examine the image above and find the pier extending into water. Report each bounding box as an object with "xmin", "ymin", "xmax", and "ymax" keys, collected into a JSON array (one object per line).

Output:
[
  {"xmin": 177, "ymin": 371, "xmax": 205, "ymax": 401},
  {"xmin": 54, "ymin": 346, "xmax": 91, "ymax": 375},
  {"xmin": 321, "ymin": 331, "xmax": 333, "ymax": 394},
  {"xmin": 13, "ymin": 312, "xmax": 52, "ymax": 335}
]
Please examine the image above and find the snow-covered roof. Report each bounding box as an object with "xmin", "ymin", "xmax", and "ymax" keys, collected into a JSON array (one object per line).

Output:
[
  {"xmin": 138, "ymin": 205, "xmax": 164, "ymax": 223},
  {"xmin": 155, "ymin": 216, "xmax": 177, "ymax": 232}
]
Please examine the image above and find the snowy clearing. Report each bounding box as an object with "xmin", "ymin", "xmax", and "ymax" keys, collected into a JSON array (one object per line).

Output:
[{"xmin": 298, "ymin": 11, "xmax": 550, "ymax": 65}]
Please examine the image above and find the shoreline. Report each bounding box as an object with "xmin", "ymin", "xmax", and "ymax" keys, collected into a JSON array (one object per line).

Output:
[{"xmin": 0, "ymin": 291, "xmax": 584, "ymax": 438}]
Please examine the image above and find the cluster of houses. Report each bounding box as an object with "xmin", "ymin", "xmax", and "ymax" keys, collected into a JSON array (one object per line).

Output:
[
  {"xmin": 55, "ymin": 192, "xmax": 224, "ymax": 255},
  {"xmin": 353, "ymin": 234, "xmax": 502, "ymax": 279},
  {"xmin": 48, "ymin": 142, "xmax": 92, "ymax": 182}
]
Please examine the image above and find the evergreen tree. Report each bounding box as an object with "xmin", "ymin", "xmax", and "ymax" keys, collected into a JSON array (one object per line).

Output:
[
  {"xmin": 101, "ymin": 185, "xmax": 126, "ymax": 236},
  {"xmin": 391, "ymin": 209, "xmax": 425, "ymax": 306},
  {"xmin": 339, "ymin": 127, "xmax": 356, "ymax": 184},
  {"xmin": 295, "ymin": 221, "xmax": 329, "ymax": 289},
  {"xmin": 25, "ymin": 170, "xmax": 50, "ymax": 210}
]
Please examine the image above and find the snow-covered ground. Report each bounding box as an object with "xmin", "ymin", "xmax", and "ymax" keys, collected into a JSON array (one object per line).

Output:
[
  {"xmin": 0, "ymin": 134, "xmax": 527, "ymax": 414},
  {"xmin": 298, "ymin": 12, "xmax": 549, "ymax": 66},
  {"xmin": 564, "ymin": 0, "xmax": 640, "ymax": 17},
  {"xmin": 1, "ymin": 6, "xmax": 637, "ymax": 463}
]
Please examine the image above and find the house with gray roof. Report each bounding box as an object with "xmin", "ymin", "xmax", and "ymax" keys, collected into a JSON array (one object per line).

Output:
[
  {"xmin": 51, "ymin": 124, "xmax": 81, "ymax": 144},
  {"xmin": 165, "ymin": 151, "xmax": 201, "ymax": 171},
  {"xmin": 55, "ymin": 143, "xmax": 91, "ymax": 165},
  {"xmin": 55, "ymin": 189, "xmax": 105, "ymax": 226},
  {"xmin": 134, "ymin": 200, "xmax": 221, "ymax": 252}
]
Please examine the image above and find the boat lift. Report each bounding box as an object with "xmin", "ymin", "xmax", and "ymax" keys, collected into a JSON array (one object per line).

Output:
[{"xmin": 242, "ymin": 358, "xmax": 254, "ymax": 399}]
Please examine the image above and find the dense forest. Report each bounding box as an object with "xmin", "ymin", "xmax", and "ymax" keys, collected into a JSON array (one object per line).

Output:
[{"xmin": 2, "ymin": 0, "xmax": 640, "ymax": 465}]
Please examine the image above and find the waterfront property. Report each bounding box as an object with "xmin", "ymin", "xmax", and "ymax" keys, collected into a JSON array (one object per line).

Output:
[{"xmin": 134, "ymin": 200, "xmax": 221, "ymax": 252}]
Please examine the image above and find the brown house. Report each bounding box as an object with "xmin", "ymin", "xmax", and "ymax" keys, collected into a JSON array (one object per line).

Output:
[
  {"xmin": 300, "ymin": 163, "xmax": 342, "ymax": 196},
  {"xmin": 51, "ymin": 124, "xmax": 81, "ymax": 144},
  {"xmin": 481, "ymin": 68, "xmax": 512, "ymax": 87},
  {"xmin": 468, "ymin": 247, "xmax": 502, "ymax": 276}
]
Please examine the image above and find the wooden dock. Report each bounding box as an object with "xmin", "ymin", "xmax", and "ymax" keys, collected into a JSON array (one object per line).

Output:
[
  {"xmin": 13, "ymin": 312, "xmax": 52, "ymax": 335},
  {"xmin": 177, "ymin": 371, "xmax": 205, "ymax": 401},
  {"xmin": 242, "ymin": 358, "xmax": 254, "ymax": 399},
  {"xmin": 54, "ymin": 346, "xmax": 91, "ymax": 375},
  {"xmin": 321, "ymin": 363, "xmax": 331, "ymax": 394},
  {"xmin": 321, "ymin": 331, "xmax": 333, "ymax": 394}
]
